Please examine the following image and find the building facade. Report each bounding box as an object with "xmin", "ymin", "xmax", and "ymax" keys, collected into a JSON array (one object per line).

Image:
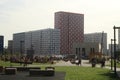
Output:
[
  {"xmin": 55, "ymin": 11, "xmax": 84, "ymax": 55},
  {"xmin": 73, "ymin": 42, "xmax": 101, "ymax": 59},
  {"xmin": 25, "ymin": 28, "xmax": 60, "ymax": 56},
  {"xmin": 13, "ymin": 32, "xmax": 25, "ymax": 55},
  {"xmin": 8, "ymin": 40, "xmax": 13, "ymax": 54},
  {"xmin": 108, "ymin": 44, "xmax": 119, "ymax": 57},
  {"xmin": 0, "ymin": 36, "xmax": 4, "ymax": 54},
  {"xmin": 13, "ymin": 29, "xmax": 60, "ymax": 56},
  {"xmin": 84, "ymin": 32, "xmax": 107, "ymax": 54}
]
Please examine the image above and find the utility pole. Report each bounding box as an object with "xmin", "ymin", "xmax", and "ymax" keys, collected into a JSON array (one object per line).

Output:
[
  {"xmin": 111, "ymin": 39, "xmax": 114, "ymax": 70},
  {"xmin": 113, "ymin": 26, "xmax": 117, "ymax": 75}
]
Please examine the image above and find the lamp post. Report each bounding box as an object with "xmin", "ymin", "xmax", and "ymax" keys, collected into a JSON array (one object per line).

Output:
[
  {"xmin": 101, "ymin": 31, "xmax": 104, "ymax": 54},
  {"xmin": 111, "ymin": 39, "xmax": 115, "ymax": 70},
  {"xmin": 113, "ymin": 26, "xmax": 120, "ymax": 75}
]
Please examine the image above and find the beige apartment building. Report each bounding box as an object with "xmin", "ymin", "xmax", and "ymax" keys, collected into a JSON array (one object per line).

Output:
[{"xmin": 73, "ymin": 42, "xmax": 101, "ymax": 59}]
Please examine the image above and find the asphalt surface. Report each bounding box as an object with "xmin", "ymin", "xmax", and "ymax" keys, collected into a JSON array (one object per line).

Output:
[{"xmin": 0, "ymin": 71, "xmax": 65, "ymax": 80}]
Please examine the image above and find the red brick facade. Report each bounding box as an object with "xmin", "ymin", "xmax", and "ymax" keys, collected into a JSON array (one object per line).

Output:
[{"xmin": 55, "ymin": 11, "xmax": 84, "ymax": 55}]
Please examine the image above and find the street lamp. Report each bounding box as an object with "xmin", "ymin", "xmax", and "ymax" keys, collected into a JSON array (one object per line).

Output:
[
  {"xmin": 111, "ymin": 39, "xmax": 115, "ymax": 70},
  {"xmin": 101, "ymin": 31, "xmax": 104, "ymax": 54},
  {"xmin": 113, "ymin": 26, "xmax": 120, "ymax": 75}
]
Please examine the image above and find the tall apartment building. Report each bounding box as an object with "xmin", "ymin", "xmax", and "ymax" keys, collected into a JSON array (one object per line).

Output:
[
  {"xmin": 0, "ymin": 36, "xmax": 4, "ymax": 54},
  {"xmin": 84, "ymin": 32, "xmax": 107, "ymax": 54},
  {"xmin": 13, "ymin": 32, "xmax": 25, "ymax": 55},
  {"xmin": 55, "ymin": 11, "xmax": 84, "ymax": 55},
  {"xmin": 13, "ymin": 28, "xmax": 60, "ymax": 56}
]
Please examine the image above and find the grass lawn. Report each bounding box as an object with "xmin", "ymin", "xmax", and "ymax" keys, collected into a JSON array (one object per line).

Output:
[
  {"xmin": 55, "ymin": 66, "xmax": 119, "ymax": 80},
  {"xmin": 0, "ymin": 60, "xmax": 119, "ymax": 80},
  {"xmin": 0, "ymin": 60, "xmax": 21, "ymax": 67}
]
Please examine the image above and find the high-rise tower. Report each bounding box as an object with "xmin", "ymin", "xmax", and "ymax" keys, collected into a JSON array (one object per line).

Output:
[{"xmin": 55, "ymin": 11, "xmax": 84, "ymax": 55}]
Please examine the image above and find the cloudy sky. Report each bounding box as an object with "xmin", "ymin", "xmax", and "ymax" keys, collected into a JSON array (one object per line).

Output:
[{"xmin": 0, "ymin": 0, "xmax": 120, "ymax": 46}]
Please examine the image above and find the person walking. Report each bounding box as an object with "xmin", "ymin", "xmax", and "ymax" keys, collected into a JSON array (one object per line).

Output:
[
  {"xmin": 101, "ymin": 57, "xmax": 106, "ymax": 68},
  {"xmin": 78, "ymin": 59, "xmax": 81, "ymax": 66},
  {"xmin": 76, "ymin": 58, "xmax": 81, "ymax": 66},
  {"xmin": 91, "ymin": 58, "xmax": 96, "ymax": 67}
]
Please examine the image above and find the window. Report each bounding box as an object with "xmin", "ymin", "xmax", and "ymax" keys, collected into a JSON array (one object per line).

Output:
[
  {"xmin": 90, "ymin": 48, "xmax": 92, "ymax": 53},
  {"xmin": 93, "ymin": 48, "xmax": 95, "ymax": 53},
  {"xmin": 76, "ymin": 48, "xmax": 78, "ymax": 54},
  {"xmin": 82, "ymin": 48, "xmax": 86, "ymax": 56}
]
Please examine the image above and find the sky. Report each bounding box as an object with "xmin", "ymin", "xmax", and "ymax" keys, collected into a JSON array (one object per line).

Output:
[{"xmin": 0, "ymin": 0, "xmax": 120, "ymax": 47}]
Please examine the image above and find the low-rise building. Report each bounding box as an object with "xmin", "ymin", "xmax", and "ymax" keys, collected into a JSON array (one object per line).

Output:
[
  {"xmin": 13, "ymin": 28, "xmax": 60, "ymax": 56},
  {"xmin": 84, "ymin": 32, "xmax": 107, "ymax": 55},
  {"xmin": 73, "ymin": 42, "xmax": 101, "ymax": 59}
]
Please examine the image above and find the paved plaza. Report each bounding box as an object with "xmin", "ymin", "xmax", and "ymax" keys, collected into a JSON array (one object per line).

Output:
[
  {"xmin": 28, "ymin": 60, "xmax": 109, "ymax": 67},
  {"xmin": 0, "ymin": 71, "xmax": 65, "ymax": 80}
]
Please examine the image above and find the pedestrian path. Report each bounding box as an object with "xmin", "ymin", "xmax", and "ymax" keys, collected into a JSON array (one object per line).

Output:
[
  {"xmin": 54, "ymin": 60, "xmax": 101, "ymax": 67},
  {"xmin": 28, "ymin": 60, "xmax": 109, "ymax": 68},
  {"xmin": 54, "ymin": 60, "xmax": 76, "ymax": 66}
]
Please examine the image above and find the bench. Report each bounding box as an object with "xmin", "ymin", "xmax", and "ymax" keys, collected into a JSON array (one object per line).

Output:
[
  {"xmin": 5, "ymin": 67, "xmax": 40, "ymax": 72},
  {"xmin": 16, "ymin": 67, "xmax": 40, "ymax": 71},
  {"xmin": 5, "ymin": 68, "xmax": 16, "ymax": 75},
  {"xmin": 45, "ymin": 67, "xmax": 55, "ymax": 70},
  {"xmin": 29, "ymin": 69, "xmax": 55, "ymax": 76}
]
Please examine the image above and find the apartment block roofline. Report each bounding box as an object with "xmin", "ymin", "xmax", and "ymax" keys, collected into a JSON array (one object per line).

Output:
[
  {"xmin": 13, "ymin": 28, "xmax": 57, "ymax": 34},
  {"xmin": 85, "ymin": 32, "xmax": 107, "ymax": 34},
  {"xmin": 55, "ymin": 11, "xmax": 84, "ymax": 15}
]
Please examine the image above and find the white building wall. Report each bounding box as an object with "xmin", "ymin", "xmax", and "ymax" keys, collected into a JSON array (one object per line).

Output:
[
  {"xmin": 41, "ymin": 30, "xmax": 51, "ymax": 55},
  {"xmin": 25, "ymin": 32, "xmax": 32, "ymax": 54},
  {"xmin": 84, "ymin": 32, "xmax": 107, "ymax": 54},
  {"xmin": 24, "ymin": 28, "xmax": 60, "ymax": 56},
  {"xmin": 32, "ymin": 31, "xmax": 41, "ymax": 55},
  {"xmin": 13, "ymin": 32, "xmax": 25, "ymax": 54}
]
